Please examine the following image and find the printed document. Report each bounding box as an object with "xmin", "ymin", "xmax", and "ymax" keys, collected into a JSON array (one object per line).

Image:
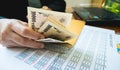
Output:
[
  {"xmin": 115, "ymin": 34, "xmax": 120, "ymax": 44},
  {"xmin": 115, "ymin": 34, "xmax": 120, "ymax": 53},
  {"xmin": 0, "ymin": 25, "xmax": 120, "ymax": 70}
]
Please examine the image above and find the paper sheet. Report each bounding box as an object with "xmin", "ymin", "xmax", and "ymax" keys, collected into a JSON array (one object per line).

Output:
[
  {"xmin": 115, "ymin": 34, "xmax": 120, "ymax": 45},
  {"xmin": 0, "ymin": 25, "xmax": 120, "ymax": 70},
  {"xmin": 115, "ymin": 34, "xmax": 120, "ymax": 53}
]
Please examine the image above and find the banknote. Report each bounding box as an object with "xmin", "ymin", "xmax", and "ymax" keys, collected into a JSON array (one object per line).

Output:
[
  {"xmin": 37, "ymin": 17, "xmax": 75, "ymax": 41},
  {"xmin": 27, "ymin": 7, "xmax": 75, "ymax": 40},
  {"xmin": 27, "ymin": 7, "xmax": 75, "ymax": 49},
  {"xmin": 27, "ymin": 7, "xmax": 73, "ymax": 27},
  {"xmin": 36, "ymin": 38, "xmax": 66, "ymax": 43}
]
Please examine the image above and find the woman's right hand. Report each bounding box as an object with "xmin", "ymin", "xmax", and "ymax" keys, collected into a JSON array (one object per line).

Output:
[{"xmin": 0, "ymin": 18, "xmax": 45, "ymax": 48}]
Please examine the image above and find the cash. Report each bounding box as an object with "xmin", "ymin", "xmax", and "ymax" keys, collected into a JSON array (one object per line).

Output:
[
  {"xmin": 27, "ymin": 7, "xmax": 73, "ymax": 27},
  {"xmin": 27, "ymin": 7, "xmax": 75, "ymax": 49}
]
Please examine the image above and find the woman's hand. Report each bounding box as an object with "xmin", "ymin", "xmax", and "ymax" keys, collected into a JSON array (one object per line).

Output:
[{"xmin": 0, "ymin": 19, "xmax": 44, "ymax": 48}]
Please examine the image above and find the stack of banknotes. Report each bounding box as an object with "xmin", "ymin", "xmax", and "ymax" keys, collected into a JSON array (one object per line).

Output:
[{"xmin": 27, "ymin": 7, "xmax": 75, "ymax": 53}]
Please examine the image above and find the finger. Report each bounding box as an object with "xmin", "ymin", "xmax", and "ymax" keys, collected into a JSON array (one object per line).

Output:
[
  {"xmin": 1, "ymin": 40, "xmax": 22, "ymax": 47},
  {"xmin": 11, "ymin": 19, "xmax": 44, "ymax": 40},
  {"xmin": 0, "ymin": 22, "xmax": 12, "ymax": 43},
  {"xmin": 42, "ymin": 6, "xmax": 52, "ymax": 10},
  {"xmin": 26, "ymin": 15, "xmax": 28, "ymax": 19},
  {"xmin": 10, "ymin": 32, "xmax": 44, "ymax": 48},
  {"xmin": 17, "ymin": 20, "xmax": 28, "ymax": 26}
]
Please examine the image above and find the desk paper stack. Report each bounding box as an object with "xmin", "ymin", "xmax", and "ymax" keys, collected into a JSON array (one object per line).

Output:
[
  {"xmin": 115, "ymin": 34, "xmax": 120, "ymax": 53},
  {"xmin": 0, "ymin": 25, "xmax": 120, "ymax": 70}
]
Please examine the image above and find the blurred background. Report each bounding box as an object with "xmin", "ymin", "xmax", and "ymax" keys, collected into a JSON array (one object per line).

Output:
[
  {"xmin": 65, "ymin": 0, "xmax": 105, "ymax": 13},
  {"xmin": 65, "ymin": 0, "xmax": 104, "ymax": 7}
]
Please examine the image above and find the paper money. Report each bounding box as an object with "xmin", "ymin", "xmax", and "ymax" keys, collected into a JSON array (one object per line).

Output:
[
  {"xmin": 36, "ymin": 38, "xmax": 66, "ymax": 43},
  {"xmin": 27, "ymin": 7, "xmax": 75, "ymax": 41},
  {"xmin": 38, "ymin": 19, "xmax": 75, "ymax": 41},
  {"xmin": 27, "ymin": 7, "xmax": 73, "ymax": 27}
]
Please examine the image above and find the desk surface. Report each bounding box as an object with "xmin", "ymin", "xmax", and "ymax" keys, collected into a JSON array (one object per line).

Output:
[
  {"xmin": 66, "ymin": 6, "xmax": 120, "ymax": 34},
  {"xmin": 70, "ymin": 10, "xmax": 120, "ymax": 34}
]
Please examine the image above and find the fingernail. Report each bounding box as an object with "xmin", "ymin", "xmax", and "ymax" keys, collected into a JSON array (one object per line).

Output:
[
  {"xmin": 39, "ymin": 35, "xmax": 45, "ymax": 39},
  {"xmin": 39, "ymin": 43, "xmax": 44, "ymax": 48},
  {"xmin": 35, "ymin": 36, "xmax": 45, "ymax": 40}
]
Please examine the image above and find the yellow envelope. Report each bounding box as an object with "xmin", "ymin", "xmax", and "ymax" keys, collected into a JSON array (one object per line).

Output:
[{"xmin": 65, "ymin": 19, "xmax": 85, "ymax": 48}]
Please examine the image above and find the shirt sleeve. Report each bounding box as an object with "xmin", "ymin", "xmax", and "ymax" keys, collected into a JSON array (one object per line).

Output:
[{"xmin": 47, "ymin": 0, "xmax": 66, "ymax": 12}]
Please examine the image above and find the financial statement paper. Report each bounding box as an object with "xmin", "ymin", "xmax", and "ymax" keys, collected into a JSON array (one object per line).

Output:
[
  {"xmin": 115, "ymin": 34, "xmax": 120, "ymax": 45},
  {"xmin": 0, "ymin": 25, "xmax": 120, "ymax": 70},
  {"xmin": 115, "ymin": 34, "xmax": 120, "ymax": 53}
]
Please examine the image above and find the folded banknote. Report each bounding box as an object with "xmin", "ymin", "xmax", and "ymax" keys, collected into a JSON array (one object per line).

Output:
[{"xmin": 27, "ymin": 7, "xmax": 76, "ymax": 51}]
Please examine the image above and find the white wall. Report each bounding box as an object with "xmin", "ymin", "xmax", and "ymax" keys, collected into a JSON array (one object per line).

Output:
[{"xmin": 65, "ymin": 0, "xmax": 92, "ymax": 7}]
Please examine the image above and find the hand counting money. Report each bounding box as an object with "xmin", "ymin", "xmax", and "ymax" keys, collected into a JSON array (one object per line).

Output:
[
  {"xmin": 27, "ymin": 7, "xmax": 76, "ymax": 51},
  {"xmin": 27, "ymin": 7, "xmax": 75, "ymax": 41},
  {"xmin": 27, "ymin": 7, "xmax": 73, "ymax": 27}
]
